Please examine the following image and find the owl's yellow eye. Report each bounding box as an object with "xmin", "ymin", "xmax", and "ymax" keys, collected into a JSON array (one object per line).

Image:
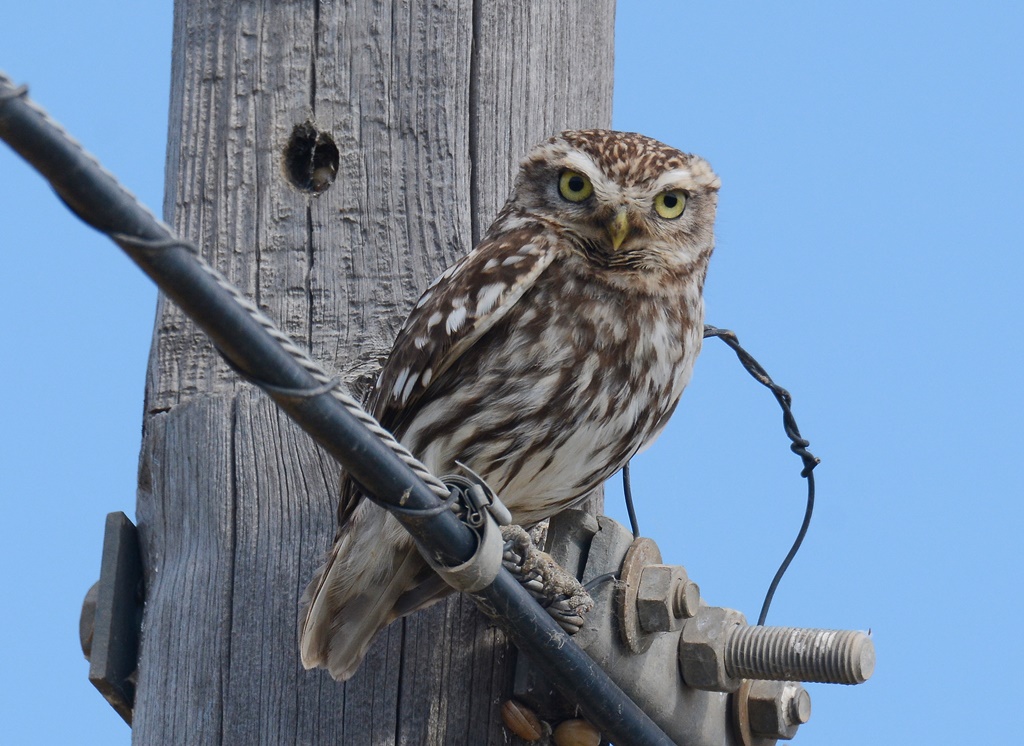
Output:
[
  {"xmin": 558, "ymin": 171, "xmax": 594, "ymax": 202},
  {"xmin": 654, "ymin": 190, "xmax": 687, "ymax": 219}
]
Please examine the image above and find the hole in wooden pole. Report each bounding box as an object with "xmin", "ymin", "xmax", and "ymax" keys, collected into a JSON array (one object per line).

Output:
[{"xmin": 284, "ymin": 122, "xmax": 339, "ymax": 194}]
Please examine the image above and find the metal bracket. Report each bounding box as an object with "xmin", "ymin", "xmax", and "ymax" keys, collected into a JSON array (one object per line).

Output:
[
  {"xmin": 511, "ymin": 509, "xmax": 874, "ymax": 745},
  {"xmin": 80, "ymin": 511, "xmax": 144, "ymax": 725}
]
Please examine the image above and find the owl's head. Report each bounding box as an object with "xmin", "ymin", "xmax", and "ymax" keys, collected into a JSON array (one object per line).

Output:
[{"xmin": 511, "ymin": 130, "xmax": 720, "ymax": 273}]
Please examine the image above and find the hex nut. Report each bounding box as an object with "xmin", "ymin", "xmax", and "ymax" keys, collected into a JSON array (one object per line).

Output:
[
  {"xmin": 746, "ymin": 681, "xmax": 811, "ymax": 740},
  {"xmin": 636, "ymin": 564, "xmax": 689, "ymax": 633},
  {"xmin": 678, "ymin": 606, "xmax": 746, "ymax": 692}
]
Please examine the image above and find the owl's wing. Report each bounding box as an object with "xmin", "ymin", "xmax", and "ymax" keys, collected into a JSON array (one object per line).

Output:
[
  {"xmin": 335, "ymin": 220, "xmax": 558, "ymax": 527},
  {"xmin": 372, "ymin": 220, "xmax": 557, "ymax": 426}
]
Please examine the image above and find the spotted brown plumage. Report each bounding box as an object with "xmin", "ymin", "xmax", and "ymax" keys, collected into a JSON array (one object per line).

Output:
[{"xmin": 300, "ymin": 130, "xmax": 721, "ymax": 681}]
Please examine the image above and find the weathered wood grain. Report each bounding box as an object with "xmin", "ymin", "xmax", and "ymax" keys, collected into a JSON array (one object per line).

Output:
[
  {"xmin": 134, "ymin": 397, "xmax": 237, "ymax": 743},
  {"xmin": 135, "ymin": 0, "xmax": 614, "ymax": 742}
]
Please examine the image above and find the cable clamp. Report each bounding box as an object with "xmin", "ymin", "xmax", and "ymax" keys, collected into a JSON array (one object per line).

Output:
[
  {"xmin": 446, "ymin": 461, "xmax": 512, "ymax": 527},
  {"xmin": 425, "ymin": 463, "xmax": 510, "ymax": 593}
]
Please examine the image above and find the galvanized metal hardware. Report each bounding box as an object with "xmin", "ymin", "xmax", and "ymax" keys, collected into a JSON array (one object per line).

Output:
[
  {"xmin": 513, "ymin": 509, "xmax": 874, "ymax": 745},
  {"xmin": 678, "ymin": 605, "xmax": 749, "ymax": 692},
  {"xmin": 735, "ymin": 680, "xmax": 812, "ymax": 742},
  {"xmin": 679, "ymin": 608, "xmax": 874, "ymax": 693},
  {"xmin": 422, "ymin": 469, "xmax": 511, "ymax": 594},
  {"xmin": 616, "ymin": 536, "xmax": 663, "ymax": 653},
  {"xmin": 637, "ymin": 564, "xmax": 700, "ymax": 633},
  {"xmin": 723, "ymin": 624, "xmax": 874, "ymax": 686},
  {"xmin": 446, "ymin": 460, "xmax": 513, "ymax": 528}
]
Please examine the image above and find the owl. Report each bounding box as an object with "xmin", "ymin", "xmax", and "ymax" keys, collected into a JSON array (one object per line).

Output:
[{"xmin": 300, "ymin": 129, "xmax": 720, "ymax": 681}]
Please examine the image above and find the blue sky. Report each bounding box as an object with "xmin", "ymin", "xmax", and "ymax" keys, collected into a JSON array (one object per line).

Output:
[{"xmin": 1, "ymin": 2, "xmax": 1021, "ymax": 744}]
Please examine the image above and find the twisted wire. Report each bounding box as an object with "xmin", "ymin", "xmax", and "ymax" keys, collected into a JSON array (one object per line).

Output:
[
  {"xmin": 0, "ymin": 72, "xmax": 173, "ymax": 238},
  {"xmin": 109, "ymin": 234, "xmax": 452, "ymax": 501},
  {"xmin": 703, "ymin": 325, "xmax": 819, "ymax": 478},
  {"xmin": 703, "ymin": 324, "xmax": 820, "ymax": 625}
]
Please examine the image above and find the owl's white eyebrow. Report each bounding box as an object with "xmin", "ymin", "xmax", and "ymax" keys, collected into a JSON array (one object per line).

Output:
[
  {"xmin": 652, "ymin": 168, "xmax": 697, "ymax": 191},
  {"xmin": 657, "ymin": 162, "xmax": 721, "ymax": 192},
  {"xmin": 562, "ymin": 150, "xmax": 600, "ymax": 177}
]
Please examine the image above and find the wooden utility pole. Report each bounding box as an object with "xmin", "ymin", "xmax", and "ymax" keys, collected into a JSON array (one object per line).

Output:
[{"xmin": 133, "ymin": 1, "xmax": 614, "ymax": 742}]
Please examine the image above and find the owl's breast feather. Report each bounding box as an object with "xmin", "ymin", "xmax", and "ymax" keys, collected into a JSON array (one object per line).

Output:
[{"xmin": 397, "ymin": 258, "xmax": 705, "ymax": 524}]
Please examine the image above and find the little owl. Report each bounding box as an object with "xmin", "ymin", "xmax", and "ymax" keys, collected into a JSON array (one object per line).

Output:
[{"xmin": 300, "ymin": 129, "xmax": 720, "ymax": 681}]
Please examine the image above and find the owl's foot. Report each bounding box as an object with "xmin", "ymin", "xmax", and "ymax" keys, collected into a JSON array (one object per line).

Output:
[{"xmin": 501, "ymin": 524, "xmax": 594, "ymax": 634}]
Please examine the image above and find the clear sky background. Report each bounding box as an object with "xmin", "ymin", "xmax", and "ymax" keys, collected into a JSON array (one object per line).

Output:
[{"xmin": 1, "ymin": 2, "xmax": 1021, "ymax": 744}]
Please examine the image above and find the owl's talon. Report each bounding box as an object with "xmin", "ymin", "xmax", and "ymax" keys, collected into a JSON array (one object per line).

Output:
[
  {"xmin": 500, "ymin": 524, "xmax": 593, "ymax": 635},
  {"xmin": 556, "ymin": 617, "xmax": 586, "ymax": 634}
]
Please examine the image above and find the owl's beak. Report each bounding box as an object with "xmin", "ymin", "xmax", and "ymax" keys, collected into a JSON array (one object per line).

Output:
[{"xmin": 607, "ymin": 209, "xmax": 630, "ymax": 251}]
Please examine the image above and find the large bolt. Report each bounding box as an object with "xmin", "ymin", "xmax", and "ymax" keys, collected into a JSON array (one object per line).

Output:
[
  {"xmin": 680, "ymin": 607, "xmax": 876, "ymax": 692},
  {"xmin": 725, "ymin": 626, "xmax": 874, "ymax": 685}
]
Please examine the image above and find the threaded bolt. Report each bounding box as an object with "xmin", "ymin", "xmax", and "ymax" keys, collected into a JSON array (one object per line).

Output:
[
  {"xmin": 724, "ymin": 626, "xmax": 874, "ymax": 685},
  {"xmin": 789, "ymin": 686, "xmax": 812, "ymax": 724},
  {"xmin": 672, "ymin": 579, "xmax": 700, "ymax": 619}
]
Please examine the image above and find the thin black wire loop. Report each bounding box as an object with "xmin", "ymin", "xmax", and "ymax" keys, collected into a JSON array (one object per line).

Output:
[
  {"xmin": 702, "ymin": 324, "xmax": 820, "ymax": 625},
  {"xmin": 583, "ymin": 572, "xmax": 620, "ymax": 593},
  {"xmin": 622, "ymin": 461, "xmax": 640, "ymax": 539},
  {"xmin": 757, "ymin": 472, "xmax": 814, "ymax": 625}
]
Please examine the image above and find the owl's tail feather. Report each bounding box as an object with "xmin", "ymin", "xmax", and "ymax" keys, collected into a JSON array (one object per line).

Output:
[{"xmin": 299, "ymin": 511, "xmax": 455, "ymax": 681}]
